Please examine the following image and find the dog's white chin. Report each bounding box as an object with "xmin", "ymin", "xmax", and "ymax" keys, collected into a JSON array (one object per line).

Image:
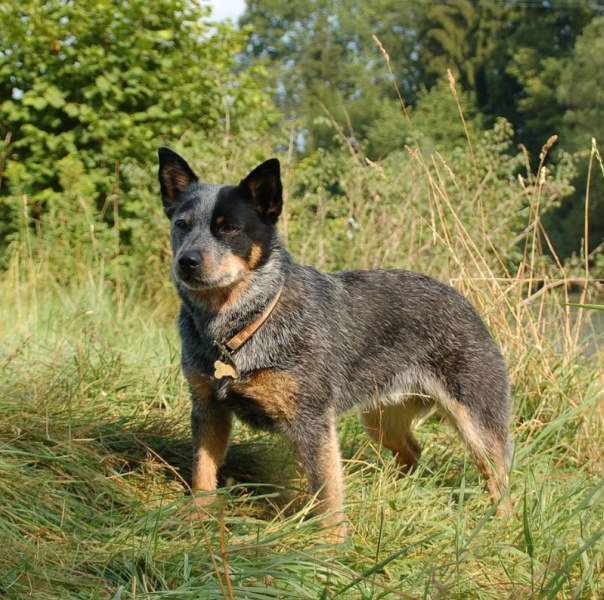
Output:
[{"xmin": 178, "ymin": 274, "xmax": 241, "ymax": 291}]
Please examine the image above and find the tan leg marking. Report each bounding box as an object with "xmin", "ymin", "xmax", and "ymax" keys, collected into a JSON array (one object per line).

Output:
[
  {"xmin": 184, "ymin": 371, "xmax": 231, "ymax": 503},
  {"xmin": 361, "ymin": 399, "xmax": 432, "ymax": 473},
  {"xmin": 317, "ymin": 423, "xmax": 346, "ymax": 540},
  {"xmin": 191, "ymin": 408, "xmax": 232, "ymax": 501},
  {"xmin": 292, "ymin": 420, "xmax": 346, "ymax": 541},
  {"xmin": 441, "ymin": 399, "xmax": 511, "ymax": 516},
  {"xmin": 229, "ymin": 369, "xmax": 299, "ymax": 423}
]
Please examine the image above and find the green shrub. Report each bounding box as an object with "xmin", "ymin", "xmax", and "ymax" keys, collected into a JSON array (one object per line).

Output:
[{"xmin": 0, "ymin": 0, "xmax": 279, "ymax": 265}]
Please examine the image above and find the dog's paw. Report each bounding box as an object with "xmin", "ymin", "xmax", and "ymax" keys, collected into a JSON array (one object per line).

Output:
[
  {"xmin": 178, "ymin": 492, "xmax": 217, "ymax": 523},
  {"xmin": 323, "ymin": 521, "xmax": 348, "ymax": 544},
  {"xmin": 319, "ymin": 513, "xmax": 348, "ymax": 544}
]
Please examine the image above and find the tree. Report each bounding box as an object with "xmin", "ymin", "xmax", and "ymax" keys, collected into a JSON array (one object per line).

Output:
[
  {"xmin": 241, "ymin": 0, "xmax": 601, "ymax": 161},
  {"xmin": 0, "ymin": 0, "xmax": 277, "ymax": 234},
  {"xmin": 414, "ymin": 1, "xmax": 599, "ymax": 155},
  {"xmin": 241, "ymin": 0, "xmax": 420, "ymax": 156},
  {"xmin": 543, "ymin": 16, "xmax": 604, "ymax": 258}
]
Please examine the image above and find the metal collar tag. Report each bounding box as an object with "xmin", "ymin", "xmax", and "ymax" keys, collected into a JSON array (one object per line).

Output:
[{"xmin": 213, "ymin": 340, "xmax": 239, "ymax": 380}]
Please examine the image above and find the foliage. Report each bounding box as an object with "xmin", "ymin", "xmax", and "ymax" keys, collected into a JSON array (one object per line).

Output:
[
  {"xmin": 240, "ymin": 0, "xmax": 604, "ymax": 259},
  {"xmin": 241, "ymin": 0, "xmax": 600, "ymax": 154},
  {"xmin": 282, "ymin": 116, "xmax": 576, "ymax": 285},
  {"xmin": 558, "ymin": 17, "xmax": 604, "ymax": 153},
  {"xmin": 538, "ymin": 17, "xmax": 604, "ymax": 259},
  {"xmin": 415, "ymin": 1, "xmax": 596, "ymax": 151},
  {"xmin": 240, "ymin": 0, "xmax": 420, "ymax": 156},
  {"xmin": 0, "ymin": 0, "xmax": 279, "ymax": 262}
]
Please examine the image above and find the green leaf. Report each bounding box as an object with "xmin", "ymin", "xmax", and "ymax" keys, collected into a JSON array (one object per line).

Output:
[
  {"xmin": 22, "ymin": 95, "xmax": 48, "ymax": 111},
  {"xmin": 566, "ymin": 303, "xmax": 604, "ymax": 311},
  {"xmin": 95, "ymin": 75, "xmax": 112, "ymax": 94},
  {"xmin": 63, "ymin": 103, "xmax": 80, "ymax": 118},
  {"xmin": 44, "ymin": 86, "xmax": 65, "ymax": 108}
]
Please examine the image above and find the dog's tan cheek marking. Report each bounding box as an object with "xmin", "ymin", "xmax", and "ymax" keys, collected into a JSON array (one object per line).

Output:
[
  {"xmin": 189, "ymin": 279, "xmax": 250, "ymax": 314},
  {"xmin": 221, "ymin": 277, "xmax": 250, "ymax": 308},
  {"xmin": 187, "ymin": 253, "xmax": 248, "ymax": 313},
  {"xmin": 190, "ymin": 288, "xmax": 226, "ymax": 313},
  {"xmin": 230, "ymin": 369, "xmax": 299, "ymax": 422},
  {"xmin": 246, "ymin": 243, "xmax": 263, "ymax": 270},
  {"xmin": 217, "ymin": 254, "xmax": 246, "ymax": 281}
]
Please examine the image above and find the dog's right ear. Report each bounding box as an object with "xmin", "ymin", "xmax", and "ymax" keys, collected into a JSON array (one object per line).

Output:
[{"xmin": 158, "ymin": 148, "xmax": 198, "ymax": 218}]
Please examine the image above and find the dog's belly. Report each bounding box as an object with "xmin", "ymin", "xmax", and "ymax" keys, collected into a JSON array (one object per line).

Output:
[{"xmin": 346, "ymin": 366, "xmax": 447, "ymax": 414}]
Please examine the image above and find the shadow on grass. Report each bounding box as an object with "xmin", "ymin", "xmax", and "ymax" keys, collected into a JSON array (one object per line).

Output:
[
  {"xmin": 87, "ymin": 414, "xmax": 303, "ymax": 509},
  {"xmin": 2, "ymin": 393, "xmax": 478, "ymax": 523}
]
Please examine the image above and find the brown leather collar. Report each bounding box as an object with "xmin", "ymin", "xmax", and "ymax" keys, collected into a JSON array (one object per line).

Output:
[{"xmin": 214, "ymin": 286, "xmax": 283, "ymax": 358}]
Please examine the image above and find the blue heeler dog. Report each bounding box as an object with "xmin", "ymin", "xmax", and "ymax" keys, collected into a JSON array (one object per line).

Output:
[{"xmin": 158, "ymin": 148, "xmax": 513, "ymax": 538}]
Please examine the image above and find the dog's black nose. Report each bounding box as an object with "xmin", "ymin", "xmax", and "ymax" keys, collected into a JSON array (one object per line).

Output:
[{"xmin": 178, "ymin": 250, "xmax": 202, "ymax": 269}]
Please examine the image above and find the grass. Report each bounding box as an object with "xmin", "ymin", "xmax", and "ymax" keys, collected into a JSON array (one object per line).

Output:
[{"xmin": 1, "ymin": 135, "xmax": 604, "ymax": 598}]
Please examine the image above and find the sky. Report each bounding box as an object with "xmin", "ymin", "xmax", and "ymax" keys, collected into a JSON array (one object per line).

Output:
[{"xmin": 207, "ymin": 0, "xmax": 246, "ymax": 22}]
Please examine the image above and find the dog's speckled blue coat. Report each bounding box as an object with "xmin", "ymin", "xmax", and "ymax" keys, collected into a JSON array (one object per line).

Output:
[{"xmin": 158, "ymin": 148, "xmax": 513, "ymax": 532}]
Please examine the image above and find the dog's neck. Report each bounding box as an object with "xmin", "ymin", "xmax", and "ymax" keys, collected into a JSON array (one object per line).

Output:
[{"xmin": 180, "ymin": 238, "xmax": 292, "ymax": 344}]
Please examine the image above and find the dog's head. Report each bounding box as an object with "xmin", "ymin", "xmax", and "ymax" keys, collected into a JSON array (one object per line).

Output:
[{"xmin": 158, "ymin": 148, "xmax": 282, "ymax": 295}]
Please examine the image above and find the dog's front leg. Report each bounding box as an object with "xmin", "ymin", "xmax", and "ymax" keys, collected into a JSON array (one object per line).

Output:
[
  {"xmin": 190, "ymin": 399, "xmax": 233, "ymax": 505},
  {"xmin": 291, "ymin": 417, "xmax": 347, "ymax": 541}
]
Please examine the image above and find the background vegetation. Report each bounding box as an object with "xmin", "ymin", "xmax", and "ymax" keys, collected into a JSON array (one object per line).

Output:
[{"xmin": 1, "ymin": 0, "xmax": 603, "ymax": 598}]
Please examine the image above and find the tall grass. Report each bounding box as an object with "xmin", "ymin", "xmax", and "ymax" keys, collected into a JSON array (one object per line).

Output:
[{"xmin": 1, "ymin": 110, "xmax": 603, "ymax": 598}]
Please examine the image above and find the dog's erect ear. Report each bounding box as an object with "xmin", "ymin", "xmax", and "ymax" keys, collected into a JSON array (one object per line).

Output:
[
  {"xmin": 239, "ymin": 159, "xmax": 283, "ymax": 224},
  {"xmin": 158, "ymin": 148, "xmax": 198, "ymax": 217}
]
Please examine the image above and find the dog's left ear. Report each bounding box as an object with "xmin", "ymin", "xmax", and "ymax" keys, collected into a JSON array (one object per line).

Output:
[
  {"xmin": 239, "ymin": 159, "xmax": 283, "ymax": 224},
  {"xmin": 158, "ymin": 148, "xmax": 198, "ymax": 218}
]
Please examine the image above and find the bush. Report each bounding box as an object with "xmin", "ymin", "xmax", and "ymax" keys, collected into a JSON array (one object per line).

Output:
[{"xmin": 0, "ymin": 0, "xmax": 279, "ymax": 264}]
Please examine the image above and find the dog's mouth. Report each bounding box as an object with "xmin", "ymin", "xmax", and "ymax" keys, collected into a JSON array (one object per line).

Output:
[{"xmin": 176, "ymin": 271, "xmax": 234, "ymax": 290}]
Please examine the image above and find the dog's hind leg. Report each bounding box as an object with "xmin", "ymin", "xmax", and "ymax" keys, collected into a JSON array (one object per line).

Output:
[
  {"xmin": 360, "ymin": 398, "xmax": 433, "ymax": 474},
  {"xmin": 440, "ymin": 397, "xmax": 512, "ymax": 517}
]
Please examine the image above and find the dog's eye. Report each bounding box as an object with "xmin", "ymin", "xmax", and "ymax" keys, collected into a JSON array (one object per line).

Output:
[
  {"xmin": 218, "ymin": 223, "xmax": 240, "ymax": 235},
  {"xmin": 174, "ymin": 219, "xmax": 190, "ymax": 231}
]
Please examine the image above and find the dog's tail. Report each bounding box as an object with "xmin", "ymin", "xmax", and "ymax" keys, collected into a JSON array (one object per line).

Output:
[{"xmin": 504, "ymin": 436, "xmax": 515, "ymax": 469}]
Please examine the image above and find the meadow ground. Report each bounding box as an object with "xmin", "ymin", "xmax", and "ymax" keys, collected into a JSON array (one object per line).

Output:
[{"xmin": 1, "ymin": 146, "xmax": 603, "ymax": 599}]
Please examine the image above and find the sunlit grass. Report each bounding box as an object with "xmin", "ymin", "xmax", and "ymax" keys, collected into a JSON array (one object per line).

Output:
[
  {"xmin": 1, "ymin": 117, "xmax": 604, "ymax": 597},
  {"xmin": 2, "ymin": 226, "xmax": 603, "ymax": 600}
]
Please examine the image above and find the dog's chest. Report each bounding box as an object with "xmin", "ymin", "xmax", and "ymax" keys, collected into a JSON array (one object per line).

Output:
[{"xmin": 186, "ymin": 368, "xmax": 300, "ymax": 432}]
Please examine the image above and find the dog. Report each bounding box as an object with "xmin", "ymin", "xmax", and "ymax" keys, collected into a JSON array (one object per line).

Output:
[{"xmin": 158, "ymin": 148, "xmax": 513, "ymax": 538}]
